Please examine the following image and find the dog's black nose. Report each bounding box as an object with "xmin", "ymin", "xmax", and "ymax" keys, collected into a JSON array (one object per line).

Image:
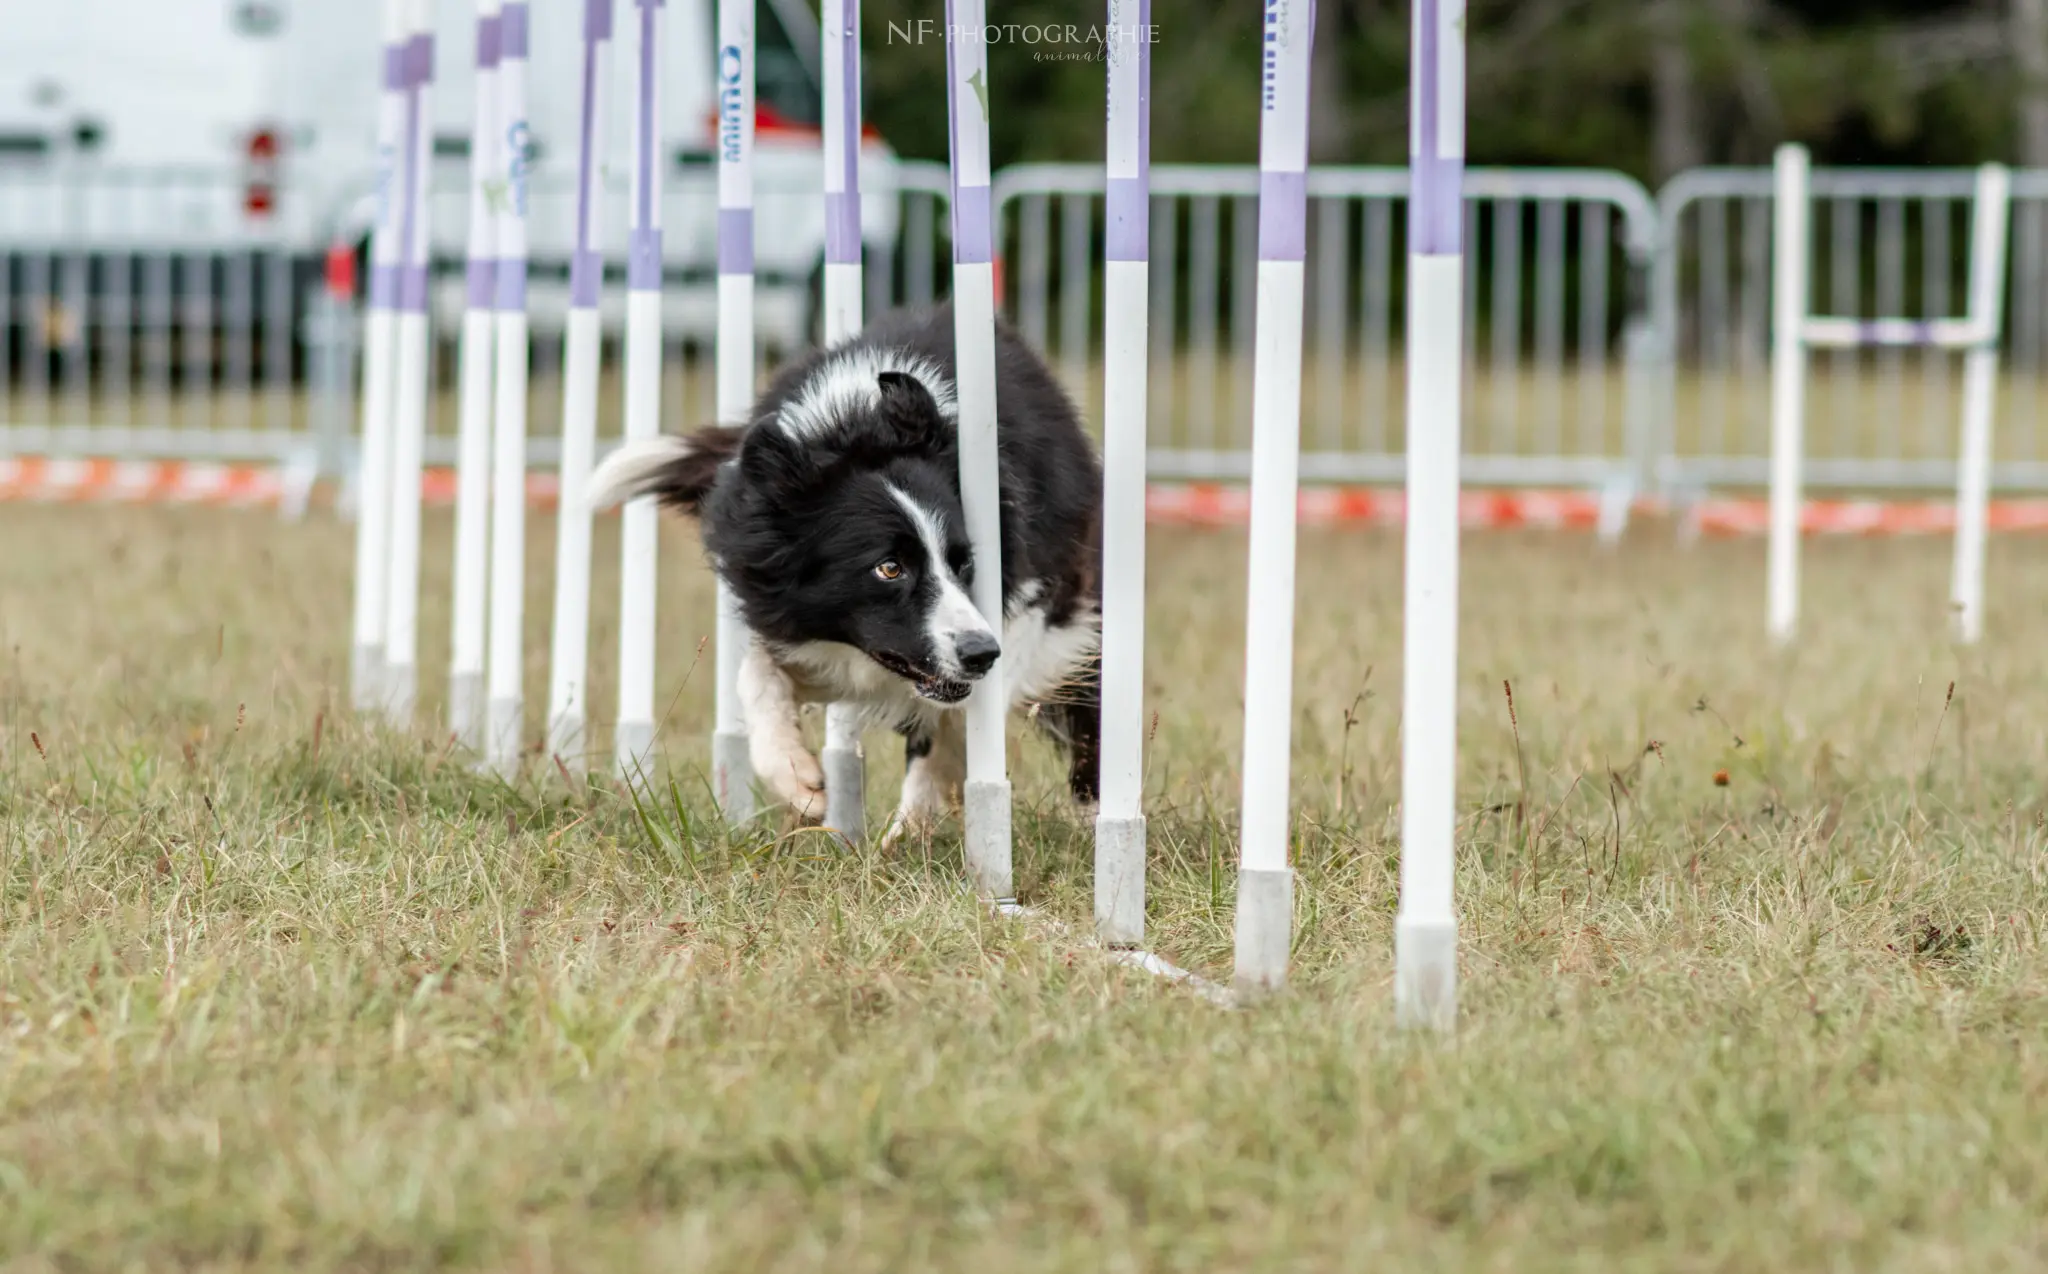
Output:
[{"xmin": 955, "ymin": 631, "xmax": 1001, "ymax": 678}]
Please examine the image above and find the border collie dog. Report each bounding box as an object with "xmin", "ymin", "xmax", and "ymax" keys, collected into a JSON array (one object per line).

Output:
[{"xmin": 588, "ymin": 303, "xmax": 1102, "ymax": 843}]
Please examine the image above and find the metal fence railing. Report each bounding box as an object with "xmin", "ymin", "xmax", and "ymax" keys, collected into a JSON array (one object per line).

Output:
[
  {"xmin": 10, "ymin": 158, "xmax": 2048, "ymax": 502},
  {"xmin": 994, "ymin": 163, "xmax": 1659, "ymax": 490}
]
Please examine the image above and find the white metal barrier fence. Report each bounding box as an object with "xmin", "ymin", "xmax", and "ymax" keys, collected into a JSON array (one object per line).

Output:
[
  {"xmin": 994, "ymin": 163, "xmax": 1659, "ymax": 494},
  {"xmin": 11, "ymin": 159, "xmax": 2048, "ymax": 502}
]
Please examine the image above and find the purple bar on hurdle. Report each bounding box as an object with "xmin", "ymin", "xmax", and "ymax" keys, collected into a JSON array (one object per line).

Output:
[
  {"xmin": 397, "ymin": 32, "xmax": 435, "ymax": 314},
  {"xmin": 629, "ymin": 0, "xmax": 663, "ymax": 291},
  {"xmin": 1411, "ymin": 0, "xmax": 1461, "ymax": 256},
  {"xmin": 570, "ymin": 0, "xmax": 614, "ymax": 309},
  {"xmin": 1104, "ymin": 0, "xmax": 1150, "ymax": 264}
]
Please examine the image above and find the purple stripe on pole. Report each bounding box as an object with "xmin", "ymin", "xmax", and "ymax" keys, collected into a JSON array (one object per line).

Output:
[
  {"xmin": 835, "ymin": 6, "xmax": 861, "ymax": 210},
  {"xmin": 400, "ymin": 264, "xmax": 430, "ymax": 313},
  {"xmin": 1106, "ymin": 178, "xmax": 1146, "ymax": 262},
  {"xmin": 500, "ymin": 3, "xmax": 530, "ymax": 57},
  {"xmin": 952, "ymin": 184, "xmax": 993, "ymax": 265},
  {"xmin": 495, "ymin": 261, "xmax": 528, "ymax": 311},
  {"xmin": 405, "ymin": 33, "xmax": 435, "ymax": 86},
  {"xmin": 383, "ymin": 45, "xmax": 407, "ymax": 91},
  {"xmin": 571, "ymin": 36, "xmax": 600, "ymax": 304},
  {"xmin": 466, "ymin": 257, "xmax": 495, "ymax": 308},
  {"xmin": 371, "ymin": 263, "xmax": 401, "ymax": 310},
  {"xmin": 1257, "ymin": 170, "xmax": 1307, "ymax": 262},
  {"xmin": 585, "ymin": 0, "xmax": 613, "ymax": 40},
  {"xmin": 635, "ymin": 0, "xmax": 656, "ymax": 235},
  {"xmin": 571, "ymin": 249, "xmax": 602, "ymax": 308},
  {"xmin": 1412, "ymin": 153, "xmax": 1462, "ymax": 255},
  {"xmin": 718, "ymin": 209, "xmax": 754, "ymax": 275},
  {"xmin": 826, "ymin": 192, "xmax": 861, "ymax": 265},
  {"xmin": 1409, "ymin": 0, "xmax": 1461, "ymax": 255},
  {"xmin": 629, "ymin": 228, "xmax": 662, "ymax": 290},
  {"xmin": 477, "ymin": 15, "xmax": 502, "ymax": 68}
]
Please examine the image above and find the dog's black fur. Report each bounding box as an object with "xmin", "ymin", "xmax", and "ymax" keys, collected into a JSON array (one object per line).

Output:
[{"xmin": 590, "ymin": 302, "xmax": 1103, "ymax": 812}]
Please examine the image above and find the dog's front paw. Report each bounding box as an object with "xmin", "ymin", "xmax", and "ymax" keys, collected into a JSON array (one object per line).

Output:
[
  {"xmin": 756, "ymin": 739, "xmax": 827, "ymax": 823},
  {"xmin": 879, "ymin": 803, "xmax": 941, "ymax": 852}
]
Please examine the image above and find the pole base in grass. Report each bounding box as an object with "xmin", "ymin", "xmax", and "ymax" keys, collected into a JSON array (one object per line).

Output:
[
  {"xmin": 613, "ymin": 720, "xmax": 656, "ymax": 783},
  {"xmin": 548, "ymin": 712, "xmax": 586, "ymax": 780},
  {"xmin": 1093, "ymin": 814, "xmax": 1147, "ymax": 948},
  {"xmin": 822, "ymin": 745, "xmax": 866, "ymax": 843},
  {"xmin": 1232, "ymin": 867, "xmax": 1293, "ymax": 999},
  {"xmin": 351, "ymin": 644, "xmax": 384, "ymax": 716},
  {"xmin": 1395, "ymin": 913, "xmax": 1458, "ymax": 1032},
  {"xmin": 449, "ymin": 672, "xmax": 484, "ymax": 754},
  {"xmin": 485, "ymin": 695, "xmax": 523, "ymax": 781},
  {"xmin": 964, "ymin": 779, "xmax": 1014, "ymax": 901},
  {"xmin": 382, "ymin": 663, "xmax": 416, "ymax": 730},
  {"xmin": 712, "ymin": 730, "xmax": 754, "ymax": 822}
]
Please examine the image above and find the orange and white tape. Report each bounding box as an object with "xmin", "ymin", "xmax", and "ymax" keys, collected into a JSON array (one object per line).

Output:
[
  {"xmin": 0, "ymin": 456, "xmax": 287, "ymax": 506},
  {"xmin": 12, "ymin": 458, "xmax": 2048, "ymax": 537}
]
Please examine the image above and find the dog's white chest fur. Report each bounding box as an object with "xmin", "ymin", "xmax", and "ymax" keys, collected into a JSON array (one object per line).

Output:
[{"xmin": 775, "ymin": 588, "xmax": 1100, "ymax": 733}]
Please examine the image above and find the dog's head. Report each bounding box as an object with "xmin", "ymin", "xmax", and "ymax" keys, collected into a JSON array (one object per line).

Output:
[{"xmin": 707, "ymin": 367, "xmax": 1002, "ymax": 704}]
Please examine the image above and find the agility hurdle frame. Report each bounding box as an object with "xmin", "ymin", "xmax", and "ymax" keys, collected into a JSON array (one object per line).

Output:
[{"xmin": 1768, "ymin": 143, "xmax": 2013, "ymax": 646}]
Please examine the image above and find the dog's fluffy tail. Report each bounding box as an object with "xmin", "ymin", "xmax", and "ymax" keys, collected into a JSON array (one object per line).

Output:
[{"xmin": 586, "ymin": 426, "xmax": 744, "ymax": 514}]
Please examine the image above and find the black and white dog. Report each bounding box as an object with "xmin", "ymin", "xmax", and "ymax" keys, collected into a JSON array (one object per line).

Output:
[{"xmin": 588, "ymin": 303, "xmax": 1102, "ymax": 843}]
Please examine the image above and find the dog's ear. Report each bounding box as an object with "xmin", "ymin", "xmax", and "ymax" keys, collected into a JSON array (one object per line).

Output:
[
  {"xmin": 737, "ymin": 421, "xmax": 816, "ymax": 496},
  {"xmin": 875, "ymin": 371, "xmax": 943, "ymax": 450}
]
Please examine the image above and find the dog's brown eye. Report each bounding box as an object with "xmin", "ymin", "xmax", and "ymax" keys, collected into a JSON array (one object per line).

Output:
[{"xmin": 874, "ymin": 560, "xmax": 903, "ymax": 581}]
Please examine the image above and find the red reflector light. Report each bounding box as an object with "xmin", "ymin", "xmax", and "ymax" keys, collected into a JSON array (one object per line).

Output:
[
  {"xmin": 244, "ymin": 184, "xmax": 275, "ymax": 216},
  {"xmin": 247, "ymin": 128, "xmax": 280, "ymax": 160}
]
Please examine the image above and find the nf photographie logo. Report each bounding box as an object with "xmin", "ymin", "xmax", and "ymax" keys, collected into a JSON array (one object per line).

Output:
[{"xmin": 886, "ymin": 20, "xmax": 1158, "ymax": 62}]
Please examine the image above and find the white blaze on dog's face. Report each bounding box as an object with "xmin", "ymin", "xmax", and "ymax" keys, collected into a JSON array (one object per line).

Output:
[{"xmin": 886, "ymin": 484, "xmax": 1000, "ymax": 694}]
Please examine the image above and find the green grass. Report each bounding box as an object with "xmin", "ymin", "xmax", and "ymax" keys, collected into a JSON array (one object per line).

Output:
[{"xmin": 3, "ymin": 503, "xmax": 2047, "ymax": 1270}]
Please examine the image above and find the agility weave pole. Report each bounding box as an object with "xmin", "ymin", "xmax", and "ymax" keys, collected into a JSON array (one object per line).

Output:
[
  {"xmin": 1395, "ymin": 0, "xmax": 1466, "ymax": 1032},
  {"xmin": 711, "ymin": 0, "xmax": 757, "ymax": 820},
  {"xmin": 449, "ymin": 0, "xmax": 504, "ymax": 755},
  {"xmin": 819, "ymin": 0, "xmax": 869, "ymax": 842},
  {"xmin": 348, "ymin": 0, "xmax": 410, "ymax": 718},
  {"xmin": 543, "ymin": 0, "xmax": 615, "ymax": 776},
  {"xmin": 1229, "ymin": 0, "xmax": 1315, "ymax": 998},
  {"xmin": 1093, "ymin": 0, "xmax": 1151, "ymax": 950},
  {"xmin": 382, "ymin": 0, "xmax": 437, "ymax": 728},
  {"xmin": 485, "ymin": 0, "xmax": 535, "ymax": 780},
  {"xmin": 615, "ymin": 0, "xmax": 667, "ymax": 778},
  {"xmin": 944, "ymin": 0, "xmax": 1015, "ymax": 903}
]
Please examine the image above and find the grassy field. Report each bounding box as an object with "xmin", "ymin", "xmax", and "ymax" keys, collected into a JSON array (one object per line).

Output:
[{"xmin": 3, "ymin": 502, "xmax": 2047, "ymax": 1271}]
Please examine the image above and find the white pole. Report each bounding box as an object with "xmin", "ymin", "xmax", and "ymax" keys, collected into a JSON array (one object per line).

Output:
[
  {"xmin": 486, "ymin": 0, "xmax": 534, "ymax": 777},
  {"xmin": 820, "ymin": 0, "xmax": 867, "ymax": 840},
  {"xmin": 1094, "ymin": 0, "xmax": 1150, "ymax": 948},
  {"xmin": 1394, "ymin": 0, "xmax": 1465, "ymax": 1032},
  {"xmin": 1766, "ymin": 143, "xmax": 1811, "ymax": 646},
  {"xmin": 944, "ymin": 0, "xmax": 1012, "ymax": 900},
  {"xmin": 1951, "ymin": 162, "xmax": 2012, "ymax": 646},
  {"xmin": 616, "ymin": 0, "xmax": 665, "ymax": 776},
  {"xmin": 712, "ymin": 0, "xmax": 757, "ymax": 818},
  {"xmin": 351, "ymin": 0, "xmax": 409, "ymax": 715},
  {"xmin": 547, "ymin": 0, "xmax": 614, "ymax": 777},
  {"xmin": 383, "ymin": 0, "xmax": 436, "ymax": 726},
  {"xmin": 451, "ymin": 0, "xmax": 504, "ymax": 752},
  {"xmin": 1229, "ymin": 0, "xmax": 1314, "ymax": 997}
]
